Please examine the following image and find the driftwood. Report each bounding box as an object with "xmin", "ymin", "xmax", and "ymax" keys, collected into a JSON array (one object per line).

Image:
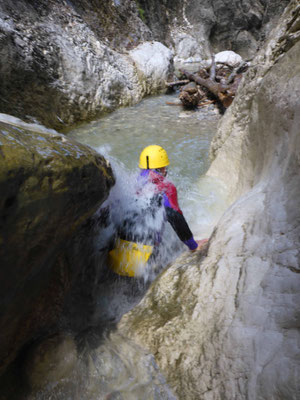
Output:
[
  {"xmin": 179, "ymin": 81, "xmax": 202, "ymax": 108},
  {"xmin": 179, "ymin": 68, "xmax": 234, "ymax": 108},
  {"xmin": 166, "ymin": 56, "xmax": 248, "ymax": 110},
  {"xmin": 197, "ymin": 100, "xmax": 215, "ymax": 108},
  {"xmin": 226, "ymin": 61, "xmax": 248, "ymax": 84},
  {"xmin": 165, "ymin": 101, "xmax": 182, "ymax": 106},
  {"xmin": 165, "ymin": 79, "xmax": 190, "ymax": 88}
]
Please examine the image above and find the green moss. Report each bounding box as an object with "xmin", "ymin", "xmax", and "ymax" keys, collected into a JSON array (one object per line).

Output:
[{"xmin": 135, "ymin": 1, "xmax": 146, "ymax": 22}]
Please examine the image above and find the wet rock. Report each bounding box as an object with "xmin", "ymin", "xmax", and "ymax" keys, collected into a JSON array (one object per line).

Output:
[
  {"xmin": 118, "ymin": 2, "xmax": 300, "ymax": 399},
  {"xmin": 24, "ymin": 334, "xmax": 78, "ymax": 391},
  {"xmin": 24, "ymin": 330, "xmax": 176, "ymax": 399},
  {"xmin": 82, "ymin": 331, "xmax": 176, "ymax": 399},
  {"xmin": 0, "ymin": 116, "xmax": 114, "ymax": 374}
]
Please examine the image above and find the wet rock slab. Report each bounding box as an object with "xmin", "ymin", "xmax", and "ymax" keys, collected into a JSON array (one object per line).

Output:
[{"xmin": 0, "ymin": 117, "xmax": 114, "ymax": 374}]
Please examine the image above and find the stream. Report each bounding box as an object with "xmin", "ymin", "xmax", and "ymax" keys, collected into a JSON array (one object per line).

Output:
[
  {"xmin": 68, "ymin": 94, "xmax": 228, "ymax": 240},
  {"xmin": 29, "ymin": 93, "xmax": 229, "ymax": 400}
]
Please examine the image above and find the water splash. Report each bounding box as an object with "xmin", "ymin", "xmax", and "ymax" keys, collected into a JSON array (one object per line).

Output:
[
  {"xmin": 66, "ymin": 96, "xmax": 229, "ymax": 326},
  {"xmin": 94, "ymin": 146, "xmax": 182, "ymax": 283}
]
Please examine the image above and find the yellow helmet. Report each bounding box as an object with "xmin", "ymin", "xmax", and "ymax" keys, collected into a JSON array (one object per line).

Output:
[{"xmin": 138, "ymin": 145, "xmax": 170, "ymax": 169}]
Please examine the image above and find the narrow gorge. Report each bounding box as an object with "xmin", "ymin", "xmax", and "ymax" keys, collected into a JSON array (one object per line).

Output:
[{"xmin": 0, "ymin": 1, "xmax": 299, "ymax": 399}]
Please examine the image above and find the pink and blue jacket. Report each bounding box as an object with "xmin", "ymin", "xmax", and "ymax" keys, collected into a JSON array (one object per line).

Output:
[{"xmin": 139, "ymin": 169, "xmax": 198, "ymax": 250}]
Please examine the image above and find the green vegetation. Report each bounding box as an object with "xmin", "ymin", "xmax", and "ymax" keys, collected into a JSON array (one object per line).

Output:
[{"xmin": 135, "ymin": 1, "xmax": 146, "ymax": 22}]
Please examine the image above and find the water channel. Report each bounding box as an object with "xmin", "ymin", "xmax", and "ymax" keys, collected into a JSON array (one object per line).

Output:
[
  {"xmin": 68, "ymin": 94, "xmax": 228, "ymax": 240},
  {"xmin": 27, "ymin": 93, "xmax": 229, "ymax": 400}
]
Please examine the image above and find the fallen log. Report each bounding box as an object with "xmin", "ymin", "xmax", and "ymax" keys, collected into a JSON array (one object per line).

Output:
[
  {"xmin": 165, "ymin": 79, "xmax": 190, "ymax": 88},
  {"xmin": 226, "ymin": 61, "xmax": 248, "ymax": 84},
  {"xmin": 165, "ymin": 101, "xmax": 182, "ymax": 106},
  {"xmin": 166, "ymin": 55, "xmax": 246, "ymax": 110},
  {"xmin": 179, "ymin": 68, "xmax": 235, "ymax": 108},
  {"xmin": 197, "ymin": 100, "xmax": 215, "ymax": 108}
]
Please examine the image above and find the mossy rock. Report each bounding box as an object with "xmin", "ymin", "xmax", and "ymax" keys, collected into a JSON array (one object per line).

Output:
[{"xmin": 0, "ymin": 120, "xmax": 114, "ymax": 374}]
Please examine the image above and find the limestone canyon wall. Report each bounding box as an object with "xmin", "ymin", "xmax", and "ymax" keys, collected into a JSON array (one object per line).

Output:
[
  {"xmin": 0, "ymin": 0, "xmax": 290, "ymax": 130},
  {"xmin": 0, "ymin": 0, "xmax": 297, "ymax": 392},
  {"xmin": 132, "ymin": 0, "xmax": 290, "ymax": 62},
  {"xmin": 119, "ymin": 2, "xmax": 300, "ymax": 399},
  {"xmin": 0, "ymin": 0, "xmax": 172, "ymax": 130}
]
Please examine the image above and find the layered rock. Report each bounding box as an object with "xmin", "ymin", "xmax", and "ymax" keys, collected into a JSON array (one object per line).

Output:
[
  {"xmin": 118, "ymin": 2, "xmax": 300, "ymax": 399},
  {"xmin": 208, "ymin": 0, "xmax": 300, "ymax": 202},
  {"xmin": 0, "ymin": 0, "xmax": 291, "ymax": 130},
  {"xmin": 0, "ymin": 0, "xmax": 298, "ymax": 395},
  {"xmin": 138, "ymin": 0, "xmax": 291, "ymax": 62},
  {"xmin": 0, "ymin": 0, "xmax": 173, "ymax": 130},
  {"xmin": 0, "ymin": 115, "xmax": 114, "ymax": 374}
]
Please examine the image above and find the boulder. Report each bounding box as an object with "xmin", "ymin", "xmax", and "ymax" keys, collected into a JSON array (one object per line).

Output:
[
  {"xmin": 214, "ymin": 50, "xmax": 243, "ymax": 67},
  {"xmin": 0, "ymin": 9, "xmax": 141, "ymax": 130},
  {"xmin": 118, "ymin": 2, "xmax": 300, "ymax": 399},
  {"xmin": 129, "ymin": 41, "xmax": 174, "ymax": 94},
  {"xmin": 0, "ymin": 115, "xmax": 114, "ymax": 374}
]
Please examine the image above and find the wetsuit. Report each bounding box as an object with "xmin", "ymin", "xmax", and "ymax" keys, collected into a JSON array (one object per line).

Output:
[
  {"xmin": 137, "ymin": 169, "xmax": 198, "ymax": 250},
  {"xmin": 105, "ymin": 169, "xmax": 197, "ymax": 277}
]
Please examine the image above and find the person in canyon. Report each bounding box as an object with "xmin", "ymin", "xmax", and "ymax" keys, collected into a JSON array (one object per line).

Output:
[{"xmin": 107, "ymin": 145, "xmax": 208, "ymax": 277}]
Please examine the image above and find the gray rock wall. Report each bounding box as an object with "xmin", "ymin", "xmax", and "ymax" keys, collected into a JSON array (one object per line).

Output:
[
  {"xmin": 0, "ymin": 0, "xmax": 172, "ymax": 130},
  {"xmin": 0, "ymin": 0, "xmax": 297, "ymax": 387},
  {"xmin": 207, "ymin": 0, "xmax": 300, "ymax": 202},
  {"xmin": 118, "ymin": 2, "xmax": 300, "ymax": 399},
  {"xmin": 0, "ymin": 0, "xmax": 290, "ymax": 130},
  {"xmin": 139, "ymin": 0, "xmax": 291, "ymax": 61}
]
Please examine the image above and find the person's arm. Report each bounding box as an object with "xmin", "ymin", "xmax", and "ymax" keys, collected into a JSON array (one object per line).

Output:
[
  {"xmin": 165, "ymin": 207, "xmax": 198, "ymax": 249},
  {"xmin": 163, "ymin": 183, "xmax": 198, "ymax": 250}
]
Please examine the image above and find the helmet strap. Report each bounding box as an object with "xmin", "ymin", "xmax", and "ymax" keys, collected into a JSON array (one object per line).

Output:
[{"xmin": 146, "ymin": 155, "xmax": 150, "ymax": 169}]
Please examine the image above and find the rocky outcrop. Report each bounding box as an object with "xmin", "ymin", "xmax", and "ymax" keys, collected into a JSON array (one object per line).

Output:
[
  {"xmin": 207, "ymin": 0, "xmax": 300, "ymax": 202},
  {"xmin": 139, "ymin": 0, "xmax": 291, "ymax": 62},
  {"xmin": 0, "ymin": 0, "xmax": 290, "ymax": 130},
  {"xmin": 0, "ymin": 115, "xmax": 114, "ymax": 374},
  {"xmin": 0, "ymin": 0, "xmax": 173, "ymax": 130},
  {"xmin": 118, "ymin": 2, "xmax": 300, "ymax": 399}
]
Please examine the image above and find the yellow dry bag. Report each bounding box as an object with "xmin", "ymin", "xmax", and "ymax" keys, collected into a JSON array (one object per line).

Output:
[{"xmin": 108, "ymin": 239, "xmax": 153, "ymax": 277}]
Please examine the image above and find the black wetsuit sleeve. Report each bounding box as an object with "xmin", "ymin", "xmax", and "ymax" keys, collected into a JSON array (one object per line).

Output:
[
  {"xmin": 166, "ymin": 207, "xmax": 194, "ymax": 242},
  {"xmin": 97, "ymin": 205, "xmax": 110, "ymax": 227}
]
